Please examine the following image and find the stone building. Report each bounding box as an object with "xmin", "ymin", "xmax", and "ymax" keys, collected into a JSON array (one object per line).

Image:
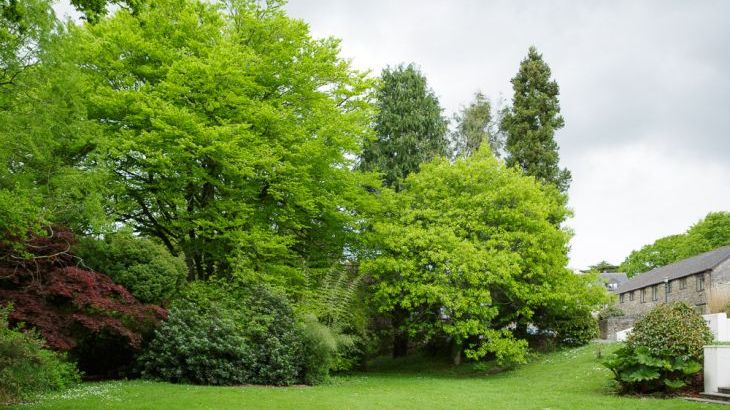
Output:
[
  {"xmin": 616, "ymin": 245, "xmax": 730, "ymax": 317},
  {"xmin": 599, "ymin": 271, "xmax": 628, "ymax": 293}
]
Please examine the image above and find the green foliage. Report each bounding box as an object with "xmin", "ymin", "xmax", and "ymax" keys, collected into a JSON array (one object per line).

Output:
[
  {"xmin": 627, "ymin": 302, "xmax": 712, "ymax": 362},
  {"xmin": 588, "ymin": 260, "xmax": 620, "ymax": 273},
  {"xmin": 544, "ymin": 313, "xmax": 598, "ymax": 348},
  {"xmin": 62, "ymin": 0, "xmax": 376, "ymax": 282},
  {"xmin": 364, "ymin": 147, "xmax": 605, "ymax": 365},
  {"xmin": 501, "ymin": 46, "xmax": 571, "ymax": 193},
  {"xmin": 685, "ymin": 211, "xmax": 730, "ymax": 253},
  {"xmin": 360, "ymin": 63, "xmax": 448, "ymax": 190},
  {"xmin": 450, "ymin": 92, "xmax": 501, "ymax": 158},
  {"xmin": 299, "ymin": 315, "xmax": 339, "ymax": 385},
  {"xmin": 0, "ymin": 0, "xmax": 109, "ymax": 237},
  {"xmin": 531, "ymin": 271, "xmax": 609, "ymax": 348},
  {"xmin": 0, "ymin": 0, "xmax": 56, "ymax": 88},
  {"xmin": 0, "ymin": 304, "xmax": 80, "ymax": 405},
  {"xmin": 620, "ymin": 211, "xmax": 730, "ymax": 276},
  {"xmin": 298, "ymin": 266, "xmax": 370, "ymax": 372},
  {"xmin": 598, "ymin": 305, "xmax": 625, "ymax": 321},
  {"xmin": 139, "ymin": 281, "xmax": 308, "ymax": 386},
  {"xmin": 604, "ymin": 302, "xmax": 713, "ymax": 394},
  {"xmin": 620, "ymin": 235, "xmax": 689, "ymax": 277},
  {"xmin": 74, "ymin": 231, "xmax": 187, "ymax": 304},
  {"xmin": 604, "ymin": 345, "xmax": 702, "ymax": 394}
]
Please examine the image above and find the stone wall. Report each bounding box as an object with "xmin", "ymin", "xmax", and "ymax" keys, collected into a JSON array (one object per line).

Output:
[
  {"xmin": 709, "ymin": 258, "xmax": 730, "ymax": 313},
  {"xmin": 617, "ymin": 271, "xmax": 711, "ymax": 317},
  {"xmin": 599, "ymin": 317, "xmax": 637, "ymax": 340}
]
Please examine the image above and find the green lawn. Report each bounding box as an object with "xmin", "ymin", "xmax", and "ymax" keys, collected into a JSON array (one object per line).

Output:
[{"xmin": 14, "ymin": 344, "xmax": 720, "ymax": 410}]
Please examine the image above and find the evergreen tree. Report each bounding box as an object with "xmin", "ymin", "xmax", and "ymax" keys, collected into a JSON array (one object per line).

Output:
[
  {"xmin": 450, "ymin": 92, "xmax": 501, "ymax": 158},
  {"xmin": 501, "ymin": 47, "xmax": 571, "ymax": 193},
  {"xmin": 360, "ymin": 64, "xmax": 448, "ymax": 190}
]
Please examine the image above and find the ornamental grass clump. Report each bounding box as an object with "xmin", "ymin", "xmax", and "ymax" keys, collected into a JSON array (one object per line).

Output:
[{"xmin": 604, "ymin": 302, "xmax": 713, "ymax": 394}]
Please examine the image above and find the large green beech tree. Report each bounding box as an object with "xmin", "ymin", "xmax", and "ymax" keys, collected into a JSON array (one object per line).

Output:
[
  {"xmin": 364, "ymin": 147, "xmax": 606, "ymax": 364},
  {"xmin": 64, "ymin": 0, "xmax": 377, "ymax": 283},
  {"xmin": 0, "ymin": 0, "xmax": 110, "ymax": 239}
]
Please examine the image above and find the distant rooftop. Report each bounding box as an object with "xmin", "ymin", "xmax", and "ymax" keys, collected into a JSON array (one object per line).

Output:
[
  {"xmin": 617, "ymin": 245, "xmax": 730, "ymax": 294},
  {"xmin": 599, "ymin": 271, "xmax": 628, "ymax": 285}
]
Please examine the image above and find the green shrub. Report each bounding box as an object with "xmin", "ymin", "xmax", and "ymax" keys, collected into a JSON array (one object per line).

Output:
[
  {"xmin": 604, "ymin": 302, "xmax": 713, "ymax": 394},
  {"xmin": 627, "ymin": 302, "xmax": 712, "ymax": 362},
  {"xmin": 139, "ymin": 281, "xmax": 304, "ymax": 386},
  {"xmin": 604, "ymin": 345, "xmax": 702, "ymax": 393},
  {"xmin": 74, "ymin": 231, "xmax": 187, "ymax": 304},
  {"xmin": 598, "ymin": 305, "xmax": 625, "ymax": 321},
  {"xmin": 549, "ymin": 313, "xmax": 599, "ymax": 347},
  {"xmin": 0, "ymin": 304, "xmax": 80, "ymax": 404},
  {"xmin": 299, "ymin": 315, "xmax": 339, "ymax": 385}
]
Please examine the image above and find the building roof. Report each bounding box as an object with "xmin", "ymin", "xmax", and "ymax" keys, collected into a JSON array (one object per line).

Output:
[
  {"xmin": 599, "ymin": 272, "xmax": 629, "ymax": 285},
  {"xmin": 617, "ymin": 245, "xmax": 730, "ymax": 294}
]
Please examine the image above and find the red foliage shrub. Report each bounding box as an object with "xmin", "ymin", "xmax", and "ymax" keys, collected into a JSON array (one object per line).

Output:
[{"xmin": 0, "ymin": 227, "xmax": 166, "ymax": 375}]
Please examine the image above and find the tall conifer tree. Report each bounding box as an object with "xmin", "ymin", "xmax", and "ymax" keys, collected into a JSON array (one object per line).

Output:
[
  {"xmin": 360, "ymin": 64, "xmax": 448, "ymax": 191},
  {"xmin": 501, "ymin": 47, "xmax": 571, "ymax": 193}
]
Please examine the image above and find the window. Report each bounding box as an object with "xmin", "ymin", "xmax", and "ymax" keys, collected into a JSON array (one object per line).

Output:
[
  {"xmin": 629, "ymin": 291, "xmax": 634, "ymax": 301},
  {"xmin": 697, "ymin": 274, "xmax": 705, "ymax": 291},
  {"xmin": 641, "ymin": 288, "xmax": 647, "ymax": 303},
  {"xmin": 620, "ymin": 293, "xmax": 625, "ymax": 303},
  {"xmin": 667, "ymin": 280, "xmax": 672, "ymax": 294},
  {"xmin": 680, "ymin": 278, "xmax": 687, "ymax": 289},
  {"xmin": 652, "ymin": 285, "xmax": 659, "ymax": 301}
]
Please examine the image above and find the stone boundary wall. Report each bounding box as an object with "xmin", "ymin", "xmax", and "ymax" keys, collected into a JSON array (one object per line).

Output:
[{"xmin": 599, "ymin": 317, "xmax": 637, "ymax": 341}]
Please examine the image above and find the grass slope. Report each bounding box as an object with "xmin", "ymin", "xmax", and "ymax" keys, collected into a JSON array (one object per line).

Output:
[{"xmin": 15, "ymin": 344, "xmax": 719, "ymax": 410}]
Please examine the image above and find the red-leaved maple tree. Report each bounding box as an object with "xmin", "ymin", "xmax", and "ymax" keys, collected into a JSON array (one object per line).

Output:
[{"xmin": 0, "ymin": 227, "xmax": 166, "ymax": 374}]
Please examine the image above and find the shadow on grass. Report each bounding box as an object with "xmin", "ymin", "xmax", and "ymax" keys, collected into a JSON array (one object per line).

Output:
[{"xmin": 352, "ymin": 353, "xmax": 514, "ymax": 380}]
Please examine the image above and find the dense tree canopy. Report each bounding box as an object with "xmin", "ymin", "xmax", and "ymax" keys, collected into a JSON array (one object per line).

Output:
[
  {"xmin": 359, "ymin": 64, "xmax": 448, "ymax": 190},
  {"xmin": 0, "ymin": 0, "xmax": 604, "ymax": 383},
  {"xmin": 620, "ymin": 211, "xmax": 730, "ymax": 276},
  {"xmin": 364, "ymin": 147, "xmax": 606, "ymax": 364},
  {"xmin": 501, "ymin": 46, "xmax": 571, "ymax": 193},
  {"xmin": 62, "ymin": 0, "xmax": 377, "ymax": 283}
]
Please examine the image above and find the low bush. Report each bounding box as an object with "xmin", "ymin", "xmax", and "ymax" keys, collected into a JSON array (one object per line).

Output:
[
  {"xmin": 548, "ymin": 313, "xmax": 599, "ymax": 347},
  {"xmin": 139, "ymin": 281, "xmax": 309, "ymax": 386},
  {"xmin": 0, "ymin": 304, "xmax": 80, "ymax": 405},
  {"xmin": 74, "ymin": 231, "xmax": 187, "ymax": 305},
  {"xmin": 627, "ymin": 302, "xmax": 712, "ymax": 362},
  {"xmin": 604, "ymin": 302, "xmax": 713, "ymax": 394},
  {"xmin": 598, "ymin": 305, "xmax": 625, "ymax": 321},
  {"xmin": 299, "ymin": 315, "xmax": 340, "ymax": 385},
  {"xmin": 604, "ymin": 345, "xmax": 702, "ymax": 393}
]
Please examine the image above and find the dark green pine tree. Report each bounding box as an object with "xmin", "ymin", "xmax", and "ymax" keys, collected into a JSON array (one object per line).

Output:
[
  {"xmin": 501, "ymin": 46, "xmax": 571, "ymax": 193},
  {"xmin": 360, "ymin": 64, "xmax": 448, "ymax": 191}
]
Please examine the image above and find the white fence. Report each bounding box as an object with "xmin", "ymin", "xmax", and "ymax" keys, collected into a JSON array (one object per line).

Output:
[
  {"xmin": 703, "ymin": 312, "xmax": 730, "ymax": 342},
  {"xmin": 704, "ymin": 345, "xmax": 730, "ymax": 394}
]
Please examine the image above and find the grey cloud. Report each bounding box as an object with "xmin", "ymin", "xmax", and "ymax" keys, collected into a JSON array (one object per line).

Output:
[{"xmin": 287, "ymin": 0, "xmax": 730, "ymax": 268}]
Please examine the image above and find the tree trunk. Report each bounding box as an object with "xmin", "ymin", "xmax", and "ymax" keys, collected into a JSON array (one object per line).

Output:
[
  {"xmin": 451, "ymin": 338, "xmax": 462, "ymax": 366},
  {"xmin": 393, "ymin": 331, "xmax": 409, "ymax": 358},
  {"xmin": 392, "ymin": 308, "xmax": 409, "ymax": 358}
]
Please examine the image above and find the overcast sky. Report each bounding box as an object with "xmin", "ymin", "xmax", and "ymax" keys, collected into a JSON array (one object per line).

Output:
[
  {"xmin": 55, "ymin": 1, "xmax": 730, "ymax": 270},
  {"xmin": 283, "ymin": 0, "xmax": 730, "ymax": 270}
]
